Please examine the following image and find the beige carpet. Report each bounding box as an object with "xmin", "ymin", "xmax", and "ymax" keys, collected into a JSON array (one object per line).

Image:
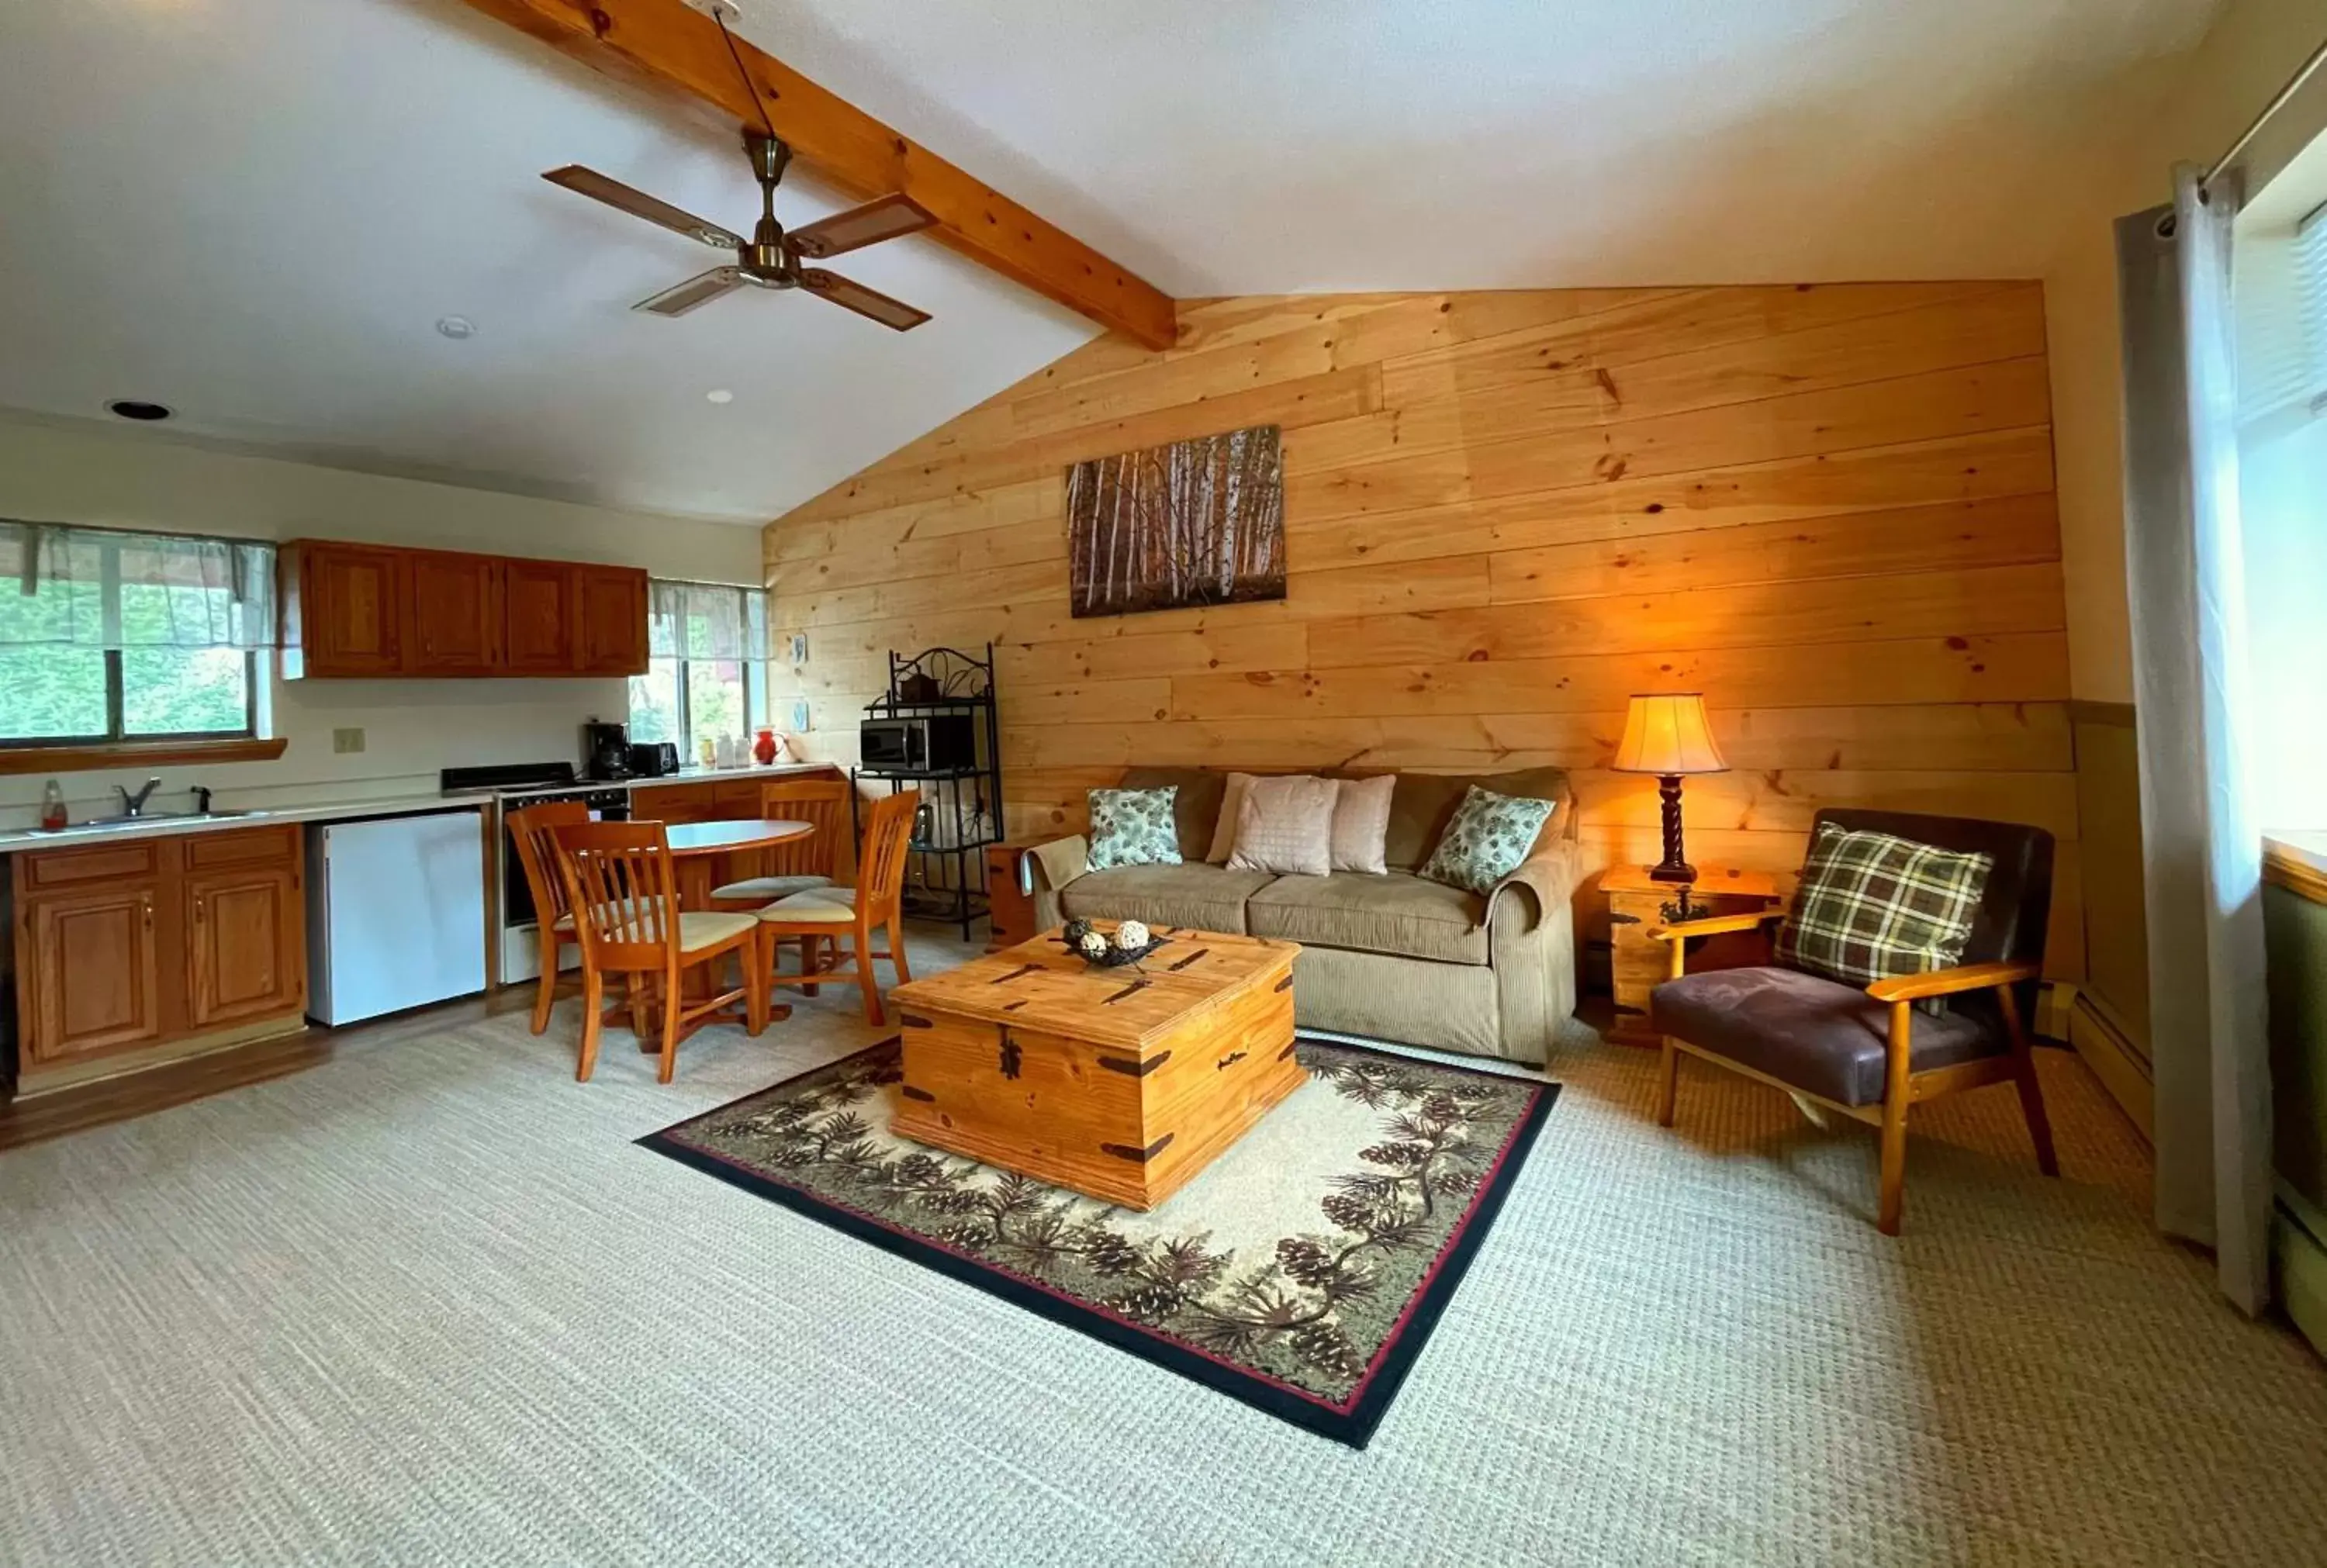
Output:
[{"xmin": 2, "ymin": 932, "xmax": 2323, "ymax": 1566}]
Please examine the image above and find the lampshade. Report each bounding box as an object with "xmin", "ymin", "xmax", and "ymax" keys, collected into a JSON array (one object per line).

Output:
[{"xmin": 1611, "ymin": 694, "xmax": 1727, "ymax": 775}]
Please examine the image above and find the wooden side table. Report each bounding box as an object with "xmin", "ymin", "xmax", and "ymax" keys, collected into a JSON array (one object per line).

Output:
[
  {"xmin": 984, "ymin": 842, "xmax": 1039, "ymax": 952},
  {"xmin": 1602, "ymin": 865, "xmax": 1782, "ymax": 1045}
]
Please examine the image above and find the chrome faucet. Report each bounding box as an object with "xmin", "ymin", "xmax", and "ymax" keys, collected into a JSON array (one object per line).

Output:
[{"xmin": 117, "ymin": 777, "xmax": 163, "ymax": 818}]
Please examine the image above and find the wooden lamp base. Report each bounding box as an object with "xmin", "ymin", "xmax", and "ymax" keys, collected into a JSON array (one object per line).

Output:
[{"xmin": 1647, "ymin": 774, "xmax": 1696, "ymax": 883}]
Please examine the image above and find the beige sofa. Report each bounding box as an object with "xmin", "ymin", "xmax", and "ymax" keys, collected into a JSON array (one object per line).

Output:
[{"xmin": 1022, "ymin": 766, "xmax": 1580, "ymax": 1066}]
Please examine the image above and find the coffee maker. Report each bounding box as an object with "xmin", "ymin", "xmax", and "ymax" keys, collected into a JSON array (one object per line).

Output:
[{"xmin": 584, "ymin": 720, "xmax": 632, "ymax": 781}]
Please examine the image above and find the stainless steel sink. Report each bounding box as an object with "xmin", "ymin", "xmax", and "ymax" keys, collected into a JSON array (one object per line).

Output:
[{"xmin": 61, "ymin": 808, "xmax": 255, "ymax": 831}]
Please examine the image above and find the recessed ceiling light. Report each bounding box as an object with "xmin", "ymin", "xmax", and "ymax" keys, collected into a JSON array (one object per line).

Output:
[
  {"xmin": 105, "ymin": 399, "xmax": 174, "ymax": 422},
  {"xmin": 705, "ymin": 389, "xmax": 734, "ymax": 404},
  {"xmin": 436, "ymin": 316, "xmax": 478, "ymax": 340}
]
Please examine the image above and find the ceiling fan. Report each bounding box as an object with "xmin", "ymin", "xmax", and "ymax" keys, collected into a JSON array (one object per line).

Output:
[{"xmin": 544, "ymin": 130, "xmax": 939, "ymax": 330}]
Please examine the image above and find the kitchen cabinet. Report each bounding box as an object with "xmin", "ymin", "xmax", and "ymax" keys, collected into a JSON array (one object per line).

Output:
[
  {"xmin": 11, "ymin": 826, "xmax": 306, "ymax": 1090},
  {"xmin": 280, "ymin": 540, "xmax": 648, "ymax": 679},
  {"xmin": 286, "ymin": 542, "xmax": 404, "ymax": 676},
  {"xmin": 22, "ymin": 886, "xmax": 164, "ymax": 1065},
  {"xmin": 405, "ymin": 552, "xmax": 503, "ymax": 674},
  {"xmin": 502, "ymin": 558, "xmax": 576, "ymax": 673},
  {"xmin": 574, "ymin": 564, "xmax": 649, "ymax": 675},
  {"xmin": 185, "ymin": 861, "xmax": 305, "ymax": 1030}
]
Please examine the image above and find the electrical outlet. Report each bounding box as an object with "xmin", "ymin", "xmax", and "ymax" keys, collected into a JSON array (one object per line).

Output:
[
  {"xmin": 333, "ymin": 727, "xmax": 366, "ymax": 755},
  {"xmin": 787, "ymin": 631, "xmax": 809, "ymax": 665},
  {"xmin": 790, "ymin": 699, "xmax": 812, "ymax": 732}
]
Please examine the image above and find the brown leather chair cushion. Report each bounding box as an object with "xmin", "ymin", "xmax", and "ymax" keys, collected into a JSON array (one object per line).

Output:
[{"xmin": 1650, "ymin": 966, "xmax": 2000, "ymax": 1107}]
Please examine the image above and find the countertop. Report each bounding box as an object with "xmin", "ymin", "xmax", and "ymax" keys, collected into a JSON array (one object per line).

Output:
[
  {"xmin": 0, "ymin": 793, "xmax": 474, "ymax": 854},
  {"xmin": 0, "ymin": 761, "xmax": 847, "ymax": 855}
]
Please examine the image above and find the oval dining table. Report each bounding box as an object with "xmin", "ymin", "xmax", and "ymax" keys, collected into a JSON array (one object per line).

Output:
[
  {"xmin": 616, "ymin": 817, "xmax": 818, "ymax": 1042},
  {"xmin": 657, "ymin": 817, "xmax": 816, "ymax": 911}
]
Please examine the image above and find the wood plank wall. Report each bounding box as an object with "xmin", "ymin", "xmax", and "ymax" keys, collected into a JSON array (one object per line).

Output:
[{"xmin": 764, "ymin": 282, "xmax": 2082, "ymax": 976}]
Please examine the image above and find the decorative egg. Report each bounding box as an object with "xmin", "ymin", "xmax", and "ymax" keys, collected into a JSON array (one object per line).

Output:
[
  {"xmin": 1114, "ymin": 920, "xmax": 1151, "ymax": 952},
  {"xmin": 1077, "ymin": 930, "xmax": 1111, "ymax": 958}
]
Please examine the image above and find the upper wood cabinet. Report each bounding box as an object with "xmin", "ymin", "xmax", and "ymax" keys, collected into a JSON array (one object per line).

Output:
[
  {"xmin": 405, "ymin": 552, "xmax": 503, "ymax": 674},
  {"xmin": 503, "ymin": 558, "xmax": 576, "ymax": 673},
  {"xmin": 574, "ymin": 564, "xmax": 650, "ymax": 675},
  {"xmin": 281, "ymin": 541, "xmax": 648, "ymax": 679},
  {"xmin": 287, "ymin": 543, "xmax": 403, "ymax": 677}
]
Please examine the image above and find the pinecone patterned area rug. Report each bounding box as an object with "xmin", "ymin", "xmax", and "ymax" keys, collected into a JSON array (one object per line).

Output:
[{"xmin": 640, "ymin": 1038, "xmax": 1558, "ymax": 1448}]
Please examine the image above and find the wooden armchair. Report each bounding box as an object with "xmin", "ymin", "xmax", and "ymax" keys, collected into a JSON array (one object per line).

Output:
[
  {"xmin": 1649, "ymin": 809, "xmax": 2059, "ymax": 1235},
  {"xmin": 553, "ymin": 821, "xmax": 766, "ymax": 1084}
]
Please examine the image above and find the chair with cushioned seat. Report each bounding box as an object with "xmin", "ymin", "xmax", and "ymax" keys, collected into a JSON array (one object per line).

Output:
[
  {"xmin": 552, "ymin": 820, "xmax": 766, "ymax": 1084},
  {"xmin": 1648, "ymin": 808, "xmax": 2059, "ymax": 1235},
  {"xmin": 755, "ymin": 789, "xmax": 917, "ymax": 1026},
  {"xmin": 505, "ymin": 800, "xmax": 590, "ymax": 1036},
  {"xmin": 712, "ymin": 776, "xmax": 852, "ymax": 991}
]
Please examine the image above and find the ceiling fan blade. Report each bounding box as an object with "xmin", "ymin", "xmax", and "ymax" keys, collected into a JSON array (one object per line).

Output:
[
  {"xmin": 542, "ymin": 166, "xmax": 742, "ymax": 249},
  {"xmin": 786, "ymin": 192, "xmax": 939, "ymax": 260},
  {"xmin": 797, "ymin": 268, "xmax": 932, "ymax": 331},
  {"xmin": 634, "ymin": 267, "xmax": 746, "ymax": 317}
]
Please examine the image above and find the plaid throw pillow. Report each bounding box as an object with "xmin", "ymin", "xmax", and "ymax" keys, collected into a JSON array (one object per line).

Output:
[{"xmin": 1776, "ymin": 824, "xmax": 1993, "ymax": 993}]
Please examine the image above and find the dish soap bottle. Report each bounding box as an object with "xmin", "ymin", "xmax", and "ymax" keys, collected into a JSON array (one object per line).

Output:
[{"xmin": 39, "ymin": 779, "xmax": 67, "ymax": 831}]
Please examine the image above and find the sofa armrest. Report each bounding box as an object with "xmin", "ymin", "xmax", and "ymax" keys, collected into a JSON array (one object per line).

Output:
[
  {"xmin": 1485, "ymin": 841, "xmax": 1580, "ymax": 934},
  {"xmin": 1023, "ymin": 834, "xmax": 1089, "ymax": 893}
]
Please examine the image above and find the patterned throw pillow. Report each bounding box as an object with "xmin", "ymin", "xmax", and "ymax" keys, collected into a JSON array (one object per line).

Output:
[
  {"xmin": 1775, "ymin": 824, "xmax": 1993, "ymax": 992},
  {"xmin": 1419, "ymin": 786, "xmax": 1555, "ymax": 894},
  {"xmin": 1085, "ymin": 786, "xmax": 1181, "ymax": 872}
]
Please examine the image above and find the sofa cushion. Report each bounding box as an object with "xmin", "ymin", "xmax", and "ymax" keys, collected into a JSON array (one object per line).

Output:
[
  {"xmin": 1246, "ymin": 871, "xmax": 1491, "ymax": 965},
  {"xmin": 1227, "ymin": 774, "xmax": 1338, "ymax": 876},
  {"xmin": 1649, "ymin": 965, "xmax": 1999, "ymax": 1107},
  {"xmin": 1419, "ymin": 786, "xmax": 1558, "ymax": 894},
  {"xmin": 1381, "ymin": 766, "xmax": 1572, "ymax": 872},
  {"xmin": 1086, "ymin": 786, "xmax": 1183, "ymax": 872},
  {"xmin": 1122, "ymin": 767, "xmax": 1226, "ymax": 863},
  {"xmin": 1060, "ymin": 863, "xmax": 1277, "ymax": 934}
]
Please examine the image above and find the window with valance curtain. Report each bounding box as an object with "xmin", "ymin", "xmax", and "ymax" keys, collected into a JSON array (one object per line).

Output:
[
  {"xmin": 630, "ymin": 579, "xmax": 770, "ymax": 758},
  {"xmin": 0, "ymin": 521, "xmax": 275, "ymax": 745}
]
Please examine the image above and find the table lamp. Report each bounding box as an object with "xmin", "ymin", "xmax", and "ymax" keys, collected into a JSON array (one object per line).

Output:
[{"xmin": 1612, "ymin": 693, "xmax": 1727, "ymax": 884}]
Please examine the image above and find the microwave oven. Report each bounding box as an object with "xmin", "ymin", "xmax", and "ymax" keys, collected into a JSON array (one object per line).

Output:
[{"xmin": 861, "ymin": 713, "xmax": 976, "ymax": 772}]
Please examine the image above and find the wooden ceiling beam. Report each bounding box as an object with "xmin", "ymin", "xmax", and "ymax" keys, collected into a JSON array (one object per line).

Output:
[{"xmin": 457, "ymin": 0, "xmax": 1179, "ymax": 349}]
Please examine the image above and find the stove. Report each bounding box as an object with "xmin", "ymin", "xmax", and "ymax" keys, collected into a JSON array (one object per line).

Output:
[{"xmin": 446, "ymin": 762, "xmax": 631, "ymax": 938}]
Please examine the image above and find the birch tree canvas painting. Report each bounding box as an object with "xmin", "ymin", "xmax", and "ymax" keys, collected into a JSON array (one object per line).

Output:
[{"xmin": 1065, "ymin": 424, "xmax": 1286, "ymax": 617}]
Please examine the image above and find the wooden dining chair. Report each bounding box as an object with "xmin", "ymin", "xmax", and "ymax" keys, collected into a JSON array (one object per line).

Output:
[
  {"xmin": 504, "ymin": 800, "xmax": 590, "ymax": 1035},
  {"xmin": 709, "ymin": 776, "xmax": 851, "ymax": 907},
  {"xmin": 552, "ymin": 820, "xmax": 767, "ymax": 1084},
  {"xmin": 755, "ymin": 789, "xmax": 918, "ymax": 1026}
]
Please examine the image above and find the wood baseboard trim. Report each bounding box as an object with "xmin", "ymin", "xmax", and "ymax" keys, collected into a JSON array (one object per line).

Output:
[
  {"xmin": 2067, "ymin": 989, "xmax": 2152, "ymax": 1142},
  {"xmin": 12, "ymin": 1012, "xmax": 309, "ymax": 1100}
]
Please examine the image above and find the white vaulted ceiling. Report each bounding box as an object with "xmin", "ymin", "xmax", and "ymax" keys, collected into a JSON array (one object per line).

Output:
[{"xmin": 0, "ymin": 0, "xmax": 2228, "ymax": 525}]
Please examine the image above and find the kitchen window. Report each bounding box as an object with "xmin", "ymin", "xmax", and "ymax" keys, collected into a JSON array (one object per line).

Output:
[
  {"xmin": 628, "ymin": 579, "xmax": 771, "ymax": 762},
  {"xmin": 0, "ymin": 522, "xmax": 272, "ymax": 748}
]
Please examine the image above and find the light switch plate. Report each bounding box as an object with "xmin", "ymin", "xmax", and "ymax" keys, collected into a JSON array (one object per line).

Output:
[{"xmin": 333, "ymin": 727, "xmax": 366, "ymax": 755}]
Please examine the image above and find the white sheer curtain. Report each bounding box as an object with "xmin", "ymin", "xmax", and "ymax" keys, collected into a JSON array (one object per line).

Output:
[
  {"xmin": 645, "ymin": 579, "xmax": 758, "ymax": 661},
  {"xmin": 2117, "ymin": 168, "xmax": 2275, "ymax": 1314},
  {"xmin": 0, "ymin": 521, "xmax": 275, "ymax": 648}
]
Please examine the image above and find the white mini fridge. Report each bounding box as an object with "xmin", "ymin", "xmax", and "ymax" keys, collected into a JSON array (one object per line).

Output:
[{"xmin": 306, "ymin": 809, "xmax": 489, "ymax": 1025}]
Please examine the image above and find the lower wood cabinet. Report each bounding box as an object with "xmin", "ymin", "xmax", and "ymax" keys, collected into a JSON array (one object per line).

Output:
[
  {"xmin": 185, "ymin": 862, "xmax": 305, "ymax": 1029},
  {"xmin": 12, "ymin": 826, "xmax": 306, "ymax": 1087},
  {"xmin": 22, "ymin": 886, "xmax": 164, "ymax": 1065}
]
